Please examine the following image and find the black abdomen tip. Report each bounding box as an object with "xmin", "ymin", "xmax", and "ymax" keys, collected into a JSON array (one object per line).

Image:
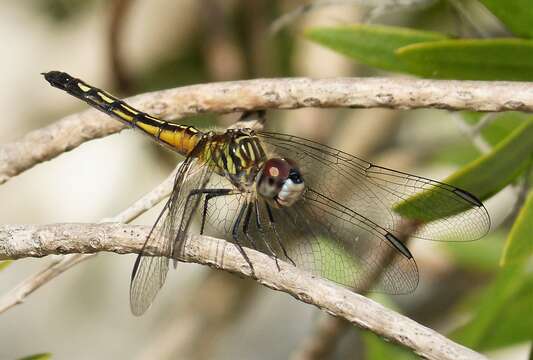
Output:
[{"xmin": 42, "ymin": 71, "xmax": 75, "ymax": 90}]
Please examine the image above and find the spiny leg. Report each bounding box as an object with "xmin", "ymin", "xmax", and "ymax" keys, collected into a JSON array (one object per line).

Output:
[
  {"xmin": 173, "ymin": 188, "xmax": 231, "ymax": 261},
  {"xmin": 196, "ymin": 188, "xmax": 234, "ymax": 235},
  {"xmin": 265, "ymin": 201, "xmax": 296, "ymax": 267},
  {"xmin": 232, "ymin": 203, "xmax": 256, "ymax": 277},
  {"xmin": 242, "ymin": 201, "xmax": 258, "ymax": 249},
  {"xmin": 255, "ymin": 200, "xmax": 281, "ymax": 271}
]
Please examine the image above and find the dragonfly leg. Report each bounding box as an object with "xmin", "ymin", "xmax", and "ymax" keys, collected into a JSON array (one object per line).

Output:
[
  {"xmin": 194, "ymin": 188, "xmax": 234, "ymax": 235},
  {"xmin": 254, "ymin": 200, "xmax": 281, "ymax": 271},
  {"xmin": 232, "ymin": 204, "xmax": 256, "ymax": 277},
  {"xmin": 174, "ymin": 188, "xmax": 234, "ymax": 262},
  {"xmin": 242, "ymin": 201, "xmax": 258, "ymax": 249},
  {"xmin": 265, "ymin": 201, "xmax": 296, "ymax": 267}
]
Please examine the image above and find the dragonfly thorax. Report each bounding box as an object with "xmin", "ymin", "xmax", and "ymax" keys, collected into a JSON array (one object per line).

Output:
[{"xmin": 257, "ymin": 158, "xmax": 305, "ymax": 207}]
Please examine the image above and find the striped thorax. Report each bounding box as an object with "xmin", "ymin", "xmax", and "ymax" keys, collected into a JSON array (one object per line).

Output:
[{"xmin": 201, "ymin": 129, "xmax": 267, "ymax": 190}]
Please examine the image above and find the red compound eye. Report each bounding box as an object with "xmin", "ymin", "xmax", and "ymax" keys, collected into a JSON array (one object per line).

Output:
[{"xmin": 263, "ymin": 158, "xmax": 290, "ymax": 179}]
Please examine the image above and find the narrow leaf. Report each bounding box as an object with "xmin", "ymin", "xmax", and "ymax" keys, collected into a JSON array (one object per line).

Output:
[
  {"xmin": 452, "ymin": 187, "xmax": 533, "ymax": 350},
  {"xmin": 452, "ymin": 264, "xmax": 532, "ymax": 350},
  {"xmin": 396, "ymin": 39, "xmax": 533, "ymax": 80},
  {"xmin": 305, "ymin": 24, "xmax": 447, "ymax": 73},
  {"xmin": 501, "ymin": 191, "xmax": 533, "ymax": 266},
  {"xmin": 394, "ymin": 120, "xmax": 533, "ymax": 221}
]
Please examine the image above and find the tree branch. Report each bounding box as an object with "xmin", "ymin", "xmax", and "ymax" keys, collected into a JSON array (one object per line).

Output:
[
  {"xmin": 0, "ymin": 223, "xmax": 486, "ymax": 360},
  {"xmin": 2, "ymin": 77, "xmax": 533, "ymax": 184}
]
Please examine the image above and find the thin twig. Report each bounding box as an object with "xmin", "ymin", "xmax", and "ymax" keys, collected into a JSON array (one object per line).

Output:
[
  {"xmin": 0, "ymin": 223, "xmax": 486, "ymax": 360},
  {"xmin": 2, "ymin": 77, "xmax": 533, "ymax": 184},
  {"xmin": 452, "ymin": 112, "xmax": 495, "ymax": 154}
]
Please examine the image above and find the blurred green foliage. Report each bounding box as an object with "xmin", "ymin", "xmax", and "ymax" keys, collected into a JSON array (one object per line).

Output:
[
  {"xmin": 452, "ymin": 217, "xmax": 533, "ymax": 350},
  {"xmin": 478, "ymin": 0, "xmax": 533, "ymax": 38},
  {"xmin": 0, "ymin": 260, "xmax": 13, "ymax": 271},
  {"xmin": 17, "ymin": 354, "xmax": 52, "ymax": 360}
]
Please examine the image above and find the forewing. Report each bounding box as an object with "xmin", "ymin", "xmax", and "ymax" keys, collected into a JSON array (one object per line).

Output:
[
  {"xmin": 130, "ymin": 156, "xmax": 194, "ymax": 316},
  {"xmin": 130, "ymin": 145, "xmax": 215, "ymax": 316},
  {"xmin": 256, "ymin": 131, "xmax": 490, "ymax": 241}
]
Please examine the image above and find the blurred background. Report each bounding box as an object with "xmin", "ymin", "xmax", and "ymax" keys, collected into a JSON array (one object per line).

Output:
[{"xmin": 0, "ymin": 1, "xmax": 531, "ymax": 359}]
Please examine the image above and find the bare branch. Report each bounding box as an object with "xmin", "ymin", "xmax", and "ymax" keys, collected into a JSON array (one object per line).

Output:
[
  {"xmin": 2, "ymin": 77, "xmax": 533, "ymax": 184},
  {"xmin": 0, "ymin": 223, "xmax": 486, "ymax": 360}
]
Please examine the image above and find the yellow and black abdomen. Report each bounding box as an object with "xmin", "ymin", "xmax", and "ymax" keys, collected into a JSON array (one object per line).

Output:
[{"xmin": 43, "ymin": 71, "xmax": 202, "ymax": 156}]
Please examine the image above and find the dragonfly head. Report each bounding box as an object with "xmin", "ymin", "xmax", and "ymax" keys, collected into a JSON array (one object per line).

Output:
[{"xmin": 257, "ymin": 158, "xmax": 305, "ymax": 207}]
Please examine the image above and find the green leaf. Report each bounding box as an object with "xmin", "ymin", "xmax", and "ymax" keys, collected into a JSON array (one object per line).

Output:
[
  {"xmin": 396, "ymin": 39, "xmax": 533, "ymax": 80},
  {"xmin": 477, "ymin": 279, "xmax": 533, "ymax": 349},
  {"xmin": 451, "ymin": 260, "xmax": 533, "ymax": 350},
  {"xmin": 501, "ymin": 191, "xmax": 533, "ymax": 266},
  {"xmin": 478, "ymin": 0, "xmax": 533, "ymax": 38},
  {"xmin": 394, "ymin": 120, "xmax": 533, "ymax": 222},
  {"xmin": 451, "ymin": 191, "xmax": 533, "ymax": 350},
  {"xmin": 0, "ymin": 260, "xmax": 13, "ymax": 271},
  {"xmin": 304, "ymin": 24, "xmax": 447, "ymax": 73},
  {"xmin": 17, "ymin": 353, "xmax": 52, "ymax": 360}
]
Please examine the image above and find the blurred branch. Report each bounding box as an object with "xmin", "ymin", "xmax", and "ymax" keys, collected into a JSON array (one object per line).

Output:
[
  {"xmin": 108, "ymin": 0, "xmax": 135, "ymax": 93},
  {"xmin": 2, "ymin": 77, "xmax": 533, "ymax": 184},
  {"xmin": 452, "ymin": 112, "xmax": 496, "ymax": 154},
  {"xmin": 201, "ymin": 0, "xmax": 245, "ymax": 81},
  {"xmin": 0, "ymin": 223, "xmax": 486, "ymax": 360}
]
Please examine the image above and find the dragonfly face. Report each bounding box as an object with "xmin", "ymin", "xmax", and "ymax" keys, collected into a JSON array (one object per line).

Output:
[
  {"xmin": 257, "ymin": 158, "xmax": 305, "ymax": 207},
  {"xmin": 43, "ymin": 71, "xmax": 491, "ymax": 316}
]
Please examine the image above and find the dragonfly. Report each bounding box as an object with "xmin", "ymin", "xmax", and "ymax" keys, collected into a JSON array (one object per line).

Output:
[{"xmin": 43, "ymin": 71, "xmax": 490, "ymax": 316}]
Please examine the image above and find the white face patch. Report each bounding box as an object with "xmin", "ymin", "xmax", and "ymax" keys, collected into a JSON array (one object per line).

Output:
[{"xmin": 276, "ymin": 178, "xmax": 305, "ymax": 207}]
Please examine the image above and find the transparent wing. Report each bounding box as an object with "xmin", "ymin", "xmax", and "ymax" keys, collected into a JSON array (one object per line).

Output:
[
  {"xmin": 130, "ymin": 141, "xmax": 215, "ymax": 316},
  {"xmin": 256, "ymin": 131, "xmax": 491, "ymax": 241},
  {"xmin": 200, "ymin": 187, "xmax": 418, "ymax": 294}
]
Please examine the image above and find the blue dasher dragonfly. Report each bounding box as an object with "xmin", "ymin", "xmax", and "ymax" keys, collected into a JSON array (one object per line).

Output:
[{"xmin": 44, "ymin": 71, "xmax": 490, "ymax": 316}]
